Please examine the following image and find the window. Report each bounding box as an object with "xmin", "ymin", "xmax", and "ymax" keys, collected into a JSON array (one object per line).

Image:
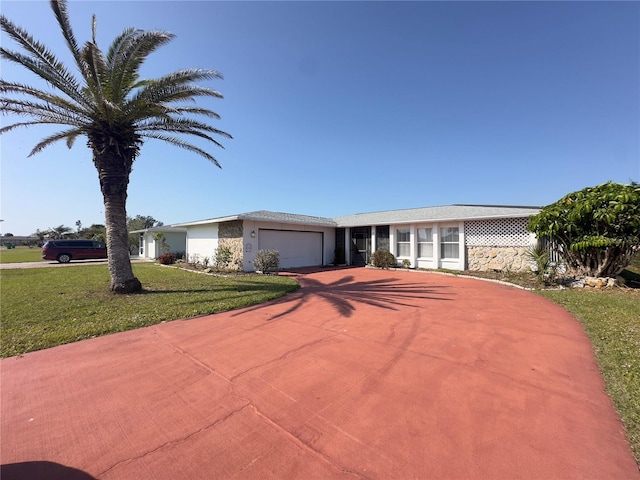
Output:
[
  {"xmin": 376, "ymin": 225, "xmax": 390, "ymax": 251},
  {"xmin": 396, "ymin": 229, "xmax": 410, "ymax": 257},
  {"xmin": 440, "ymin": 227, "xmax": 459, "ymax": 259},
  {"xmin": 417, "ymin": 228, "xmax": 433, "ymax": 258}
]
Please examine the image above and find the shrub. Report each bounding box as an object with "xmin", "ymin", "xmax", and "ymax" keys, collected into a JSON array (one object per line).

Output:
[
  {"xmin": 371, "ymin": 250, "xmax": 396, "ymax": 269},
  {"xmin": 254, "ymin": 249, "xmax": 279, "ymax": 274},
  {"xmin": 527, "ymin": 181, "xmax": 640, "ymax": 277},
  {"xmin": 158, "ymin": 253, "xmax": 176, "ymax": 265},
  {"xmin": 214, "ymin": 245, "xmax": 232, "ymax": 269}
]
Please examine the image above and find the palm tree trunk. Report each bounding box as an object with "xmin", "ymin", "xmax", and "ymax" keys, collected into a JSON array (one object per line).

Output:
[{"xmin": 98, "ymin": 160, "xmax": 142, "ymax": 294}]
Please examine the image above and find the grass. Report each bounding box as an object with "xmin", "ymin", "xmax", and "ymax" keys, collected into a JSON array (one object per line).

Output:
[
  {"xmin": 1, "ymin": 263, "xmax": 299, "ymax": 358},
  {"xmin": 0, "ymin": 245, "xmax": 43, "ymax": 263}
]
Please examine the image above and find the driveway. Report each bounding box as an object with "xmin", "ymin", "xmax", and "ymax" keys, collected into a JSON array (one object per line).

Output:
[
  {"xmin": 1, "ymin": 268, "xmax": 637, "ymax": 479},
  {"xmin": 0, "ymin": 258, "xmax": 152, "ymax": 269}
]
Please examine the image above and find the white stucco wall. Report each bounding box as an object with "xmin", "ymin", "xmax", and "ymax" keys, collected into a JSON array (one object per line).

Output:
[{"xmin": 186, "ymin": 224, "xmax": 219, "ymax": 263}]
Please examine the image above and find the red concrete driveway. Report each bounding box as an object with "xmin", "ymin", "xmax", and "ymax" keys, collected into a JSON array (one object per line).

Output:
[{"xmin": 1, "ymin": 268, "xmax": 637, "ymax": 479}]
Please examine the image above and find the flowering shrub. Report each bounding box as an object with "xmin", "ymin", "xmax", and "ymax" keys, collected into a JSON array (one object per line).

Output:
[{"xmin": 158, "ymin": 253, "xmax": 176, "ymax": 265}]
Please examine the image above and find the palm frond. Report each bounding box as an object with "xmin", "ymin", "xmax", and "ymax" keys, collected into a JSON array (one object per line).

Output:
[
  {"xmin": 107, "ymin": 30, "xmax": 175, "ymax": 105},
  {"xmin": 1, "ymin": 80, "xmax": 93, "ymax": 120},
  {"xmin": 140, "ymin": 132, "xmax": 223, "ymax": 167},
  {"xmin": 1, "ymin": 101, "xmax": 88, "ymax": 127},
  {"xmin": 49, "ymin": 0, "xmax": 90, "ymax": 84},
  {"xmin": 159, "ymin": 106, "xmax": 221, "ymax": 120},
  {"xmin": 138, "ymin": 117, "xmax": 232, "ymax": 143},
  {"xmin": 29, "ymin": 126, "xmax": 86, "ymax": 155},
  {"xmin": 81, "ymin": 41, "xmax": 108, "ymax": 111},
  {"xmin": 0, "ymin": 48, "xmax": 89, "ymax": 109},
  {"xmin": 125, "ymin": 85, "xmax": 223, "ymax": 120},
  {"xmin": 0, "ymin": 119, "xmax": 83, "ymax": 136}
]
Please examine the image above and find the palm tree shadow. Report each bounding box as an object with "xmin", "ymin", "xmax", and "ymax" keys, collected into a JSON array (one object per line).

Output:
[
  {"xmin": 234, "ymin": 274, "xmax": 453, "ymax": 321},
  {"xmin": 1, "ymin": 462, "xmax": 96, "ymax": 480}
]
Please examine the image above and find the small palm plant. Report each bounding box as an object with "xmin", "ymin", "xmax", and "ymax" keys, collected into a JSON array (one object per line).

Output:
[
  {"xmin": 0, "ymin": 0, "xmax": 231, "ymax": 293},
  {"xmin": 527, "ymin": 242, "xmax": 557, "ymax": 285}
]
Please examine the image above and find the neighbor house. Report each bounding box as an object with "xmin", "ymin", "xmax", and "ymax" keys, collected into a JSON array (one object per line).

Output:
[
  {"xmin": 171, "ymin": 204, "xmax": 540, "ymax": 272},
  {"xmin": 130, "ymin": 226, "xmax": 187, "ymax": 259}
]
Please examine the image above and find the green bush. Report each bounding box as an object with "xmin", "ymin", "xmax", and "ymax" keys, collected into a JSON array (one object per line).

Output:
[
  {"xmin": 254, "ymin": 249, "xmax": 279, "ymax": 274},
  {"xmin": 215, "ymin": 245, "xmax": 232, "ymax": 269},
  {"xmin": 371, "ymin": 250, "xmax": 396, "ymax": 269}
]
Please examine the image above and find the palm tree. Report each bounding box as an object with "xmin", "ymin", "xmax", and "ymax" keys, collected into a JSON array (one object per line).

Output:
[
  {"xmin": 0, "ymin": 0, "xmax": 231, "ymax": 293},
  {"xmin": 48, "ymin": 224, "xmax": 74, "ymax": 239}
]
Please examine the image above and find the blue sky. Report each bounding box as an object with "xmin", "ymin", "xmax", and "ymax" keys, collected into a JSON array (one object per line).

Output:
[{"xmin": 1, "ymin": 1, "xmax": 638, "ymax": 235}]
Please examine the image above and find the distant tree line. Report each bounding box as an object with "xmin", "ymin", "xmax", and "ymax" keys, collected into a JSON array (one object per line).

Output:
[{"xmin": 25, "ymin": 214, "xmax": 162, "ymax": 253}]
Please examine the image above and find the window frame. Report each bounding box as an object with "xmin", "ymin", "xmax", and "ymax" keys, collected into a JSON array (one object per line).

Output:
[
  {"xmin": 417, "ymin": 227, "xmax": 434, "ymax": 258},
  {"xmin": 396, "ymin": 228, "xmax": 410, "ymax": 258},
  {"xmin": 440, "ymin": 226, "xmax": 460, "ymax": 259}
]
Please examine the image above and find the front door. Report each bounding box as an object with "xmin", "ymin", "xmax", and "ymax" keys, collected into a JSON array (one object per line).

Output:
[{"xmin": 351, "ymin": 227, "xmax": 371, "ymax": 266}]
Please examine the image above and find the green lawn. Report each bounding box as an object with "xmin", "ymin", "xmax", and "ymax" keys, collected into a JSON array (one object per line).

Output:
[
  {"xmin": 0, "ymin": 245, "xmax": 43, "ymax": 263},
  {"xmin": 1, "ymin": 263, "xmax": 299, "ymax": 357}
]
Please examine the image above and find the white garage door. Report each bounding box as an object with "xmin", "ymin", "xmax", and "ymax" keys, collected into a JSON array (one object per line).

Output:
[{"xmin": 258, "ymin": 230, "xmax": 323, "ymax": 268}]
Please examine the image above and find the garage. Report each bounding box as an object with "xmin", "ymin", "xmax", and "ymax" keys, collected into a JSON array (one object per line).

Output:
[{"xmin": 258, "ymin": 229, "xmax": 324, "ymax": 268}]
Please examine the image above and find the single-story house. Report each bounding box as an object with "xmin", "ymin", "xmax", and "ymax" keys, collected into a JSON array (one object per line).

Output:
[
  {"xmin": 170, "ymin": 204, "xmax": 540, "ymax": 272},
  {"xmin": 130, "ymin": 226, "xmax": 187, "ymax": 259}
]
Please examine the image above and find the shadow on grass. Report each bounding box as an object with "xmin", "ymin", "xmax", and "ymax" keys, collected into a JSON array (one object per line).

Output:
[
  {"xmin": 234, "ymin": 272, "xmax": 453, "ymax": 321},
  {"xmin": 620, "ymin": 269, "xmax": 640, "ymax": 288}
]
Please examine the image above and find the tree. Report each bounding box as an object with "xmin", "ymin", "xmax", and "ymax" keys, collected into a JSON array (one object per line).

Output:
[
  {"xmin": 527, "ymin": 182, "xmax": 640, "ymax": 277},
  {"xmin": 0, "ymin": 0, "xmax": 231, "ymax": 293},
  {"xmin": 78, "ymin": 223, "xmax": 107, "ymax": 243},
  {"xmin": 48, "ymin": 224, "xmax": 73, "ymax": 239}
]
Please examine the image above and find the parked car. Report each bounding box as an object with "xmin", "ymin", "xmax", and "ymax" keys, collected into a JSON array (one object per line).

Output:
[{"xmin": 42, "ymin": 239, "xmax": 108, "ymax": 263}]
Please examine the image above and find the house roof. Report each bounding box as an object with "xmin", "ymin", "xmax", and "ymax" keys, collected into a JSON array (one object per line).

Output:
[
  {"xmin": 172, "ymin": 205, "xmax": 540, "ymax": 229},
  {"xmin": 333, "ymin": 204, "xmax": 541, "ymax": 227},
  {"xmin": 129, "ymin": 226, "xmax": 187, "ymax": 234},
  {"xmin": 173, "ymin": 210, "xmax": 337, "ymax": 228}
]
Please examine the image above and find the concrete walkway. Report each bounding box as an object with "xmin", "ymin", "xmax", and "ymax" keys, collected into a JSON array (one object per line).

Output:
[{"xmin": 1, "ymin": 268, "xmax": 637, "ymax": 479}]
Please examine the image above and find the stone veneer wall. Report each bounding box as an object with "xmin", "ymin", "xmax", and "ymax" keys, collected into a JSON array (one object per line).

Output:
[
  {"xmin": 218, "ymin": 220, "xmax": 244, "ymax": 270},
  {"xmin": 466, "ymin": 246, "xmax": 530, "ymax": 272},
  {"xmin": 465, "ymin": 218, "xmax": 532, "ymax": 272}
]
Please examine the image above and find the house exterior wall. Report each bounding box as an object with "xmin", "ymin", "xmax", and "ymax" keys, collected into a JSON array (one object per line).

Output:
[
  {"xmin": 138, "ymin": 231, "xmax": 186, "ymax": 259},
  {"xmin": 140, "ymin": 234, "xmax": 154, "ymax": 259},
  {"xmin": 343, "ymin": 216, "xmax": 535, "ymax": 272},
  {"xmin": 218, "ymin": 220, "xmax": 244, "ymax": 270},
  {"xmin": 186, "ymin": 224, "xmax": 219, "ymax": 263},
  {"xmin": 464, "ymin": 217, "xmax": 535, "ymax": 272},
  {"xmin": 181, "ymin": 213, "xmax": 536, "ymax": 272},
  {"xmin": 163, "ymin": 232, "xmax": 186, "ymax": 257},
  {"xmin": 241, "ymin": 220, "xmax": 335, "ymax": 271}
]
